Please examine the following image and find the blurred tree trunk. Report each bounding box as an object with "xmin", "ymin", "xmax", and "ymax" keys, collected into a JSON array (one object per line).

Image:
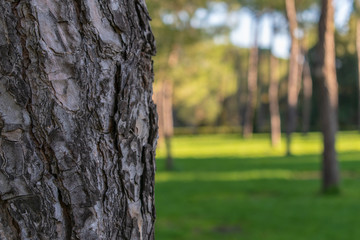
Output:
[
  {"xmin": 156, "ymin": 46, "xmax": 178, "ymax": 170},
  {"xmin": 356, "ymin": 0, "xmax": 360, "ymax": 131},
  {"xmin": 162, "ymin": 81, "xmax": 174, "ymax": 170},
  {"xmin": 269, "ymin": 17, "xmax": 281, "ymax": 147},
  {"xmin": 235, "ymin": 53, "xmax": 243, "ymax": 125},
  {"xmin": 317, "ymin": 0, "xmax": 340, "ymax": 193},
  {"xmin": 154, "ymin": 88, "xmax": 165, "ymax": 145},
  {"xmin": 285, "ymin": 0, "xmax": 301, "ymax": 155},
  {"xmin": 256, "ymin": 52, "xmax": 267, "ymax": 133},
  {"xmin": 243, "ymin": 17, "xmax": 259, "ymax": 138},
  {"xmin": 0, "ymin": 0, "xmax": 157, "ymax": 239},
  {"xmin": 302, "ymin": 52, "xmax": 313, "ymax": 135},
  {"xmin": 269, "ymin": 54, "xmax": 281, "ymax": 147},
  {"xmin": 235, "ymin": 52, "xmax": 247, "ymax": 128},
  {"xmin": 154, "ymin": 44, "xmax": 178, "ymax": 170}
]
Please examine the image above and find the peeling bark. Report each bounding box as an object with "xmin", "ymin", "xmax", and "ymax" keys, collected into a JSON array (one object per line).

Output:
[{"xmin": 0, "ymin": 0, "xmax": 157, "ymax": 239}]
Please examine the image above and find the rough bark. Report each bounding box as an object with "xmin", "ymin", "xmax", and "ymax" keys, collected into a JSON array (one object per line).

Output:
[
  {"xmin": 0, "ymin": 0, "xmax": 157, "ymax": 239},
  {"xmin": 243, "ymin": 18, "xmax": 259, "ymax": 138},
  {"xmin": 285, "ymin": 0, "xmax": 301, "ymax": 155},
  {"xmin": 302, "ymin": 54, "xmax": 312, "ymax": 134},
  {"xmin": 317, "ymin": 0, "xmax": 340, "ymax": 192}
]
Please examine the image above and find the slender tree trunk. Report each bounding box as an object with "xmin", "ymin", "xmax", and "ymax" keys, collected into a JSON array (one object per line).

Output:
[
  {"xmin": 243, "ymin": 18, "xmax": 259, "ymax": 138},
  {"xmin": 297, "ymin": 49, "xmax": 305, "ymax": 96},
  {"xmin": 162, "ymin": 81, "xmax": 174, "ymax": 170},
  {"xmin": 235, "ymin": 54, "xmax": 242, "ymax": 125},
  {"xmin": 0, "ymin": 1, "xmax": 157, "ymax": 239},
  {"xmin": 269, "ymin": 17, "xmax": 281, "ymax": 147},
  {"xmin": 269, "ymin": 54, "xmax": 281, "ymax": 147},
  {"xmin": 285, "ymin": 0, "xmax": 301, "ymax": 155},
  {"xmin": 154, "ymin": 85, "xmax": 164, "ymax": 146},
  {"xmin": 302, "ymin": 55, "xmax": 313, "ymax": 134},
  {"xmin": 356, "ymin": 2, "xmax": 360, "ymax": 131},
  {"xmin": 318, "ymin": 0, "xmax": 340, "ymax": 193},
  {"xmin": 235, "ymin": 52, "xmax": 247, "ymax": 127},
  {"xmin": 163, "ymin": 46, "xmax": 178, "ymax": 170},
  {"xmin": 154, "ymin": 45, "xmax": 177, "ymax": 170},
  {"xmin": 256, "ymin": 52, "xmax": 267, "ymax": 133}
]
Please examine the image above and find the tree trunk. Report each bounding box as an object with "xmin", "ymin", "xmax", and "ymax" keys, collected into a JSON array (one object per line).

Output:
[
  {"xmin": 243, "ymin": 18, "xmax": 259, "ymax": 138},
  {"xmin": 0, "ymin": 0, "xmax": 157, "ymax": 239},
  {"xmin": 302, "ymin": 54, "xmax": 313, "ymax": 134},
  {"xmin": 317, "ymin": 0, "xmax": 340, "ymax": 193},
  {"xmin": 153, "ymin": 86, "xmax": 164, "ymax": 146},
  {"xmin": 269, "ymin": 16, "xmax": 281, "ymax": 147},
  {"xmin": 154, "ymin": 45, "xmax": 177, "ymax": 170},
  {"xmin": 162, "ymin": 81, "xmax": 174, "ymax": 170},
  {"xmin": 285, "ymin": 0, "xmax": 301, "ymax": 155},
  {"xmin": 256, "ymin": 52, "xmax": 267, "ymax": 133},
  {"xmin": 356, "ymin": 1, "xmax": 360, "ymax": 131},
  {"xmin": 269, "ymin": 54, "xmax": 281, "ymax": 147},
  {"xmin": 235, "ymin": 52, "xmax": 247, "ymax": 128}
]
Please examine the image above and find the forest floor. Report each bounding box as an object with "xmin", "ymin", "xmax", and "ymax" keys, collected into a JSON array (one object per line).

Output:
[{"xmin": 155, "ymin": 131, "xmax": 360, "ymax": 240}]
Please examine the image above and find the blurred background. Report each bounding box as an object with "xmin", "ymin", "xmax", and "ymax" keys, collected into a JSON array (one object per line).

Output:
[{"xmin": 147, "ymin": 0, "xmax": 360, "ymax": 239}]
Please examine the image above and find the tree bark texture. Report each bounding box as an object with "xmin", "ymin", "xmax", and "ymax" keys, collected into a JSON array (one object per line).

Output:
[
  {"xmin": 318, "ymin": 0, "xmax": 340, "ymax": 192},
  {"xmin": 0, "ymin": 0, "xmax": 157, "ymax": 239},
  {"xmin": 243, "ymin": 18, "xmax": 259, "ymax": 138},
  {"xmin": 269, "ymin": 54, "xmax": 281, "ymax": 147},
  {"xmin": 285, "ymin": 0, "xmax": 300, "ymax": 155}
]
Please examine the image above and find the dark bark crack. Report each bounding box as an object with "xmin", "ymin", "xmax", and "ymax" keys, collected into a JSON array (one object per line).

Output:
[
  {"xmin": 57, "ymin": 188, "xmax": 74, "ymax": 240},
  {"xmin": 0, "ymin": 199, "xmax": 21, "ymax": 239}
]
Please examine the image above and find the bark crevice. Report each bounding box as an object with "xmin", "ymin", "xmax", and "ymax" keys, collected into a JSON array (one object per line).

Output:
[
  {"xmin": 1, "ymin": 0, "xmax": 157, "ymax": 238},
  {"xmin": 57, "ymin": 188, "xmax": 75, "ymax": 240}
]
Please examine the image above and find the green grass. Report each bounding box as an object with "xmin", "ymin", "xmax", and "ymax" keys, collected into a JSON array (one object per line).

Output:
[{"xmin": 155, "ymin": 131, "xmax": 360, "ymax": 240}]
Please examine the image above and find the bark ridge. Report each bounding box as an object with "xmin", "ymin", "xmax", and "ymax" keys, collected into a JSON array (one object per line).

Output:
[{"xmin": 0, "ymin": 0, "xmax": 157, "ymax": 239}]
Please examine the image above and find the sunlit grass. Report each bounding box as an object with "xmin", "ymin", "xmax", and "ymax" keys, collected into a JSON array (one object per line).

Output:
[
  {"xmin": 156, "ymin": 169, "xmax": 296, "ymax": 182},
  {"xmin": 155, "ymin": 131, "xmax": 360, "ymax": 240},
  {"xmin": 156, "ymin": 131, "xmax": 360, "ymax": 159}
]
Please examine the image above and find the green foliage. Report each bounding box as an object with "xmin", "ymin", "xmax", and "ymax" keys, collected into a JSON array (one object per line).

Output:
[
  {"xmin": 239, "ymin": 0, "xmax": 285, "ymax": 13},
  {"xmin": 172, "ymin": 42, "xmax": 238, "ymax": 126},
  {"xmin": 237, "ymin": 0, "xmax": 316, "ymax": 14},
  {"xmin": 155, "ymin": 132, "xmax": 360, "ymax": 239},
  {"xmin": 148, "ymin": 0, "xmax": 358, "ymax": 130}
]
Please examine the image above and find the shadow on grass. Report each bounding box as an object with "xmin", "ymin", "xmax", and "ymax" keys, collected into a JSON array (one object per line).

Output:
[
  {"xmin": 156, "ymin": 151, "xmax": 360, "ymax": 173},
  {"xmin": 155, "ymin": 146, "xmax": 360, "ymax": 239}
]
